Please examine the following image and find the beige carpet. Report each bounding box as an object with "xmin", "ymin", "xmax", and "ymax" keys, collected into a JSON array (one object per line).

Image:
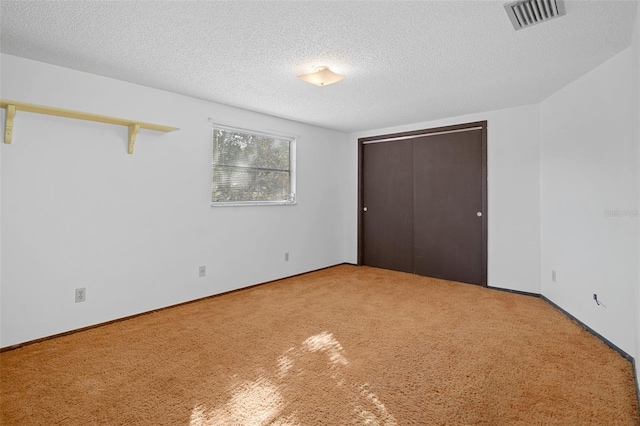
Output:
[{"xmin": 1, "ymin": 265, "xmax": 638, "ymax": 425}]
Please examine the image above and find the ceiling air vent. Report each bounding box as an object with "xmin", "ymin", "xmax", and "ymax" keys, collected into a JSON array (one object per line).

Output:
[{"xmin": 504, "ymin": 0, "xmax": 565, "ymax": 31}]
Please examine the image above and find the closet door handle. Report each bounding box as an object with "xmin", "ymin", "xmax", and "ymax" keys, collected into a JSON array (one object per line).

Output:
[
  {"xmin": 363, "ymin": 207, "xmax": 368, "ymax": 212},
  {"xmin": 476, "ymin": 211, "xmax": 482, "ymax": 217}
]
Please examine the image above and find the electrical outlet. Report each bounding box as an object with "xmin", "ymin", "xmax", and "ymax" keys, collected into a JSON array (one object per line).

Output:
[
  {"xmin": 285, "ymin": 252, "xmax": 290, "ymax": 262},
  {"xmin": 551, "ymin": 270, "xmax": 556, "ymax": 282},
  {"xmin": 75, "ymin": 288, "xmax": 86, "ymax": 303},
  {"xmin": 199, "ymin": 266, "xmax": 206, "ymax": 278}
]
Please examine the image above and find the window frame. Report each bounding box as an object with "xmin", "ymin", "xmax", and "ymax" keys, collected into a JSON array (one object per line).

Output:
[{"xmin": 210, "ymin": 123, "xmax": 297, "ymax": 207}]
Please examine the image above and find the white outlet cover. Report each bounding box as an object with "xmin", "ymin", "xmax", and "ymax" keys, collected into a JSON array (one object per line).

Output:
[{"xmin": 75, "ymin": 288, "xmax": 86, "ymax": 303}]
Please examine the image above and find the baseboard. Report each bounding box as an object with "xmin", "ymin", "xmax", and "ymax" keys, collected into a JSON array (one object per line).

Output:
[
  {"xmin": 0, "ymin": 262, "xmax": 347, "ymax": 353},
  {"xmin": 487, "ymin": 285, "xmax": 541, "ymax": 298}
]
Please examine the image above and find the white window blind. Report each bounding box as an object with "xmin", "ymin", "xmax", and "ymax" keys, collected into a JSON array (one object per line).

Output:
[{"xmin": 212, "ymin": 125, "xmax": 296, "ymax": 205}]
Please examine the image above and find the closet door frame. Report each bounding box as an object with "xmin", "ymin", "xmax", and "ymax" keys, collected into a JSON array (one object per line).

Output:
[{"xmin": 357, "ymin": 121, "xmax": 488, "ymax": 286}]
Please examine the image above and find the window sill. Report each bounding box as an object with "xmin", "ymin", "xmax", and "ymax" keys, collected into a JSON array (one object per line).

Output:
[{"xmin": 211, "ymin": 201, "xmax": 297, "ymax": 207}]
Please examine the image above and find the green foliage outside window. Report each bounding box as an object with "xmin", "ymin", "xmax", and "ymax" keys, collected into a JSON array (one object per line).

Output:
[{"xmin": 212, "ymin": 126, "xmax": 295, "ymax": 204}]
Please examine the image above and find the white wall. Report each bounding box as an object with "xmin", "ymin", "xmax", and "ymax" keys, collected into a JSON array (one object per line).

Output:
[
  {"xmin": 540, "ymin": 42, "xmax": 638, "ymax": 357},
  {"xmin": 634, "ymin": 8, "xmax": 640, "ymax": 372},
  {"xmin": 0, "ymin": 54, "xmax": 348, "ymax": 347},
  {"xmin": 0, "ymin": 55, "xmax": 3, "ymax": 345},
  {"xmin": 345, "ymin": 104, "xmax": 542, "ymax": 294}
]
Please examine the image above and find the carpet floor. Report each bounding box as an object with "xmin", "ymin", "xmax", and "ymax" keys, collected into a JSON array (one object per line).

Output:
[{"xmin": 1, "ymin": 265, "xmax": 638, "ymax": 425}]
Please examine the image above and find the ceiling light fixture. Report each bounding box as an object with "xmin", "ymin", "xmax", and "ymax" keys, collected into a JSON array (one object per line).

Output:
[{"xmin": 297, "ymin": 66, "xmax": 345, "ymax": 87}]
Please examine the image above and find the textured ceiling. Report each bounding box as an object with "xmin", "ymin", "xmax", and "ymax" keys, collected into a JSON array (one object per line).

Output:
[{"xmin": 0, "ymin": 1, "xmax": 637, "ymax": 133}]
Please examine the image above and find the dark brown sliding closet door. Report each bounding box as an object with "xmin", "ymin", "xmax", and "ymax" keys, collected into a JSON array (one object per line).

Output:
[
  {"xmin": 361, "ymin": 140, "xmax": 414, "ymax": 273},
  {"xmin": 359, "ymin": 122, "xmax": 487, "ymax": 286},
  {"xmin": 412, "ymin": 129, "xmax": 484, "ymax": 285}
]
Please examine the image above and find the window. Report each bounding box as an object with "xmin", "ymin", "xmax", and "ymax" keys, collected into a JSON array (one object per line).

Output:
[{"xmin": 212, "ymin": 125, "xmax": 296, "ymax": 205}]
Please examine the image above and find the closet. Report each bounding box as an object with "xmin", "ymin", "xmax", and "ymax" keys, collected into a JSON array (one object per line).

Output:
[{"xmin": 358, "ymin": 121, "xmax": 487, "ymax": 286}]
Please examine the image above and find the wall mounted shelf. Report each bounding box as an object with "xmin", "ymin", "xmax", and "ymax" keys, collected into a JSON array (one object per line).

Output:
[{"xmin": 1, "ymin": 99, "xmax": 179, "ymax": 154}]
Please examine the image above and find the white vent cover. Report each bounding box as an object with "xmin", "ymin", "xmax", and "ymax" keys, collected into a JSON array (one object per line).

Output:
[{"xmin": 505, "ymin": 0, "xmax": 566, "ymax": 30}]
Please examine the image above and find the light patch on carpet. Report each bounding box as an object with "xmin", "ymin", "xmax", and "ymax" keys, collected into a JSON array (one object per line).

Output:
[
  {"xmin": 303, "ymin": 331, "xmax": 348, "ymax": 367},
  {"xmin": 190, "ymin": 377, "xmax": 294, "ymax": 426},
  {"xmin": 277, "ymin": 349, "xmax": 295, "ymax": 378},
  {"xmin": 191, "ymin": 331, "xmax": 396, "ymax": 425},
  {"xmin": 353, "ymin": 383, "xmax": 398, "ymax": 426}
]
